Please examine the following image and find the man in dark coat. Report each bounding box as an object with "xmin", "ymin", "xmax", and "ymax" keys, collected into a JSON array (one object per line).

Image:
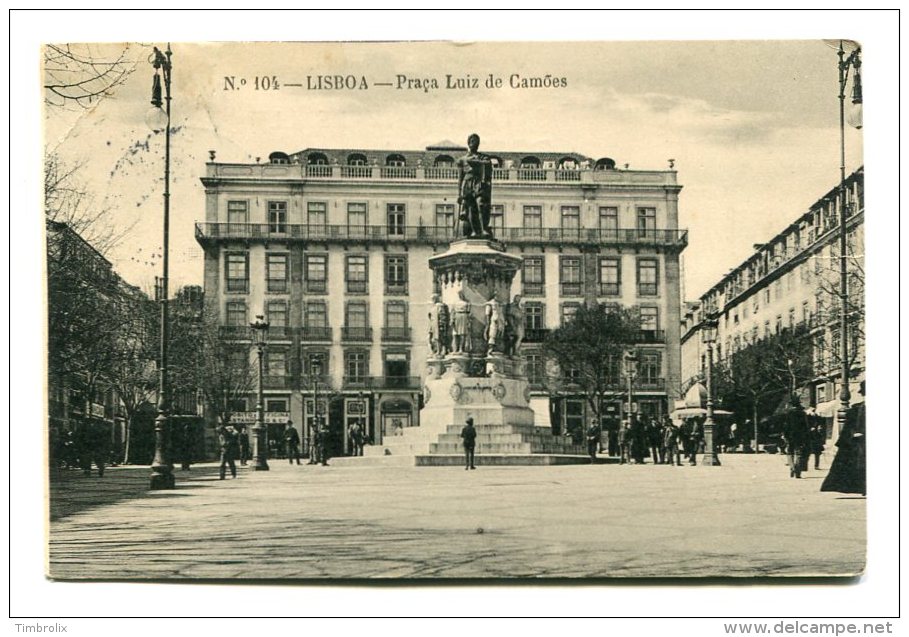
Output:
[
  {"xmin": 80, "ymin": 420, "xmax": 109, "ymax": 477},
  {"xmin": 218, "ymin": 423, "xmax": 240, "ymax": 479},
  {"xmin": 585, "ymin": 419, "xmax": 600, "ymax": 464},
  {"xmin": 808, "ymin": 416, "xmax": 825, "ymax": 470},
  {"xmin": 822, "ymin": 382, "xmax": 866, "ymax": 495},
  {"xmin": 180, "ymin": 420, "xmax": 194, "ymax": 471},
  {"xmin": 238, "ymin": 425, "xmax": 250, "ymax": 466},
  {"xmin": 648, "ymin": 417, "xmax": 663, "ymax": 464},
  {"xmin": 617, "ymin": 419, "xmax": 631, "ymax": 464},
  {"xmin": 461, "ymin": 417, "xmax": 477, "ymax": 470},
  {"xmin": 782, "ymin": 397, "xmax": 810, "ymax": 479},
  {"xmin": 662, "ymin": 417, "xmax": 682, "ymax": 466},
  {"xmin": 284, "ymin": 421, "xmax": 301, "ymax": 465}
]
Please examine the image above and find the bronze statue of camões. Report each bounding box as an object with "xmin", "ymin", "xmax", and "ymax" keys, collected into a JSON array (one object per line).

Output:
[{"xmin": 456, "ymin": 133, "xmax": 493, "ymax": 239}]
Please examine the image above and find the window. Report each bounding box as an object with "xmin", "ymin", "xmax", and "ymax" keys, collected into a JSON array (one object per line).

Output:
[
  {"xmin": 522, "ymin": 256, "xmax": 545, "ymax": 296},
  {"xmin": 523, "ymin": 205, "xmax": 542, "ymax": 233},
  {"xmin": 225, "ymin": 252, "xmax": 249, "ymax": 293},
  {"xmin": 346, "ymin": 255, "xmax": 368, "ymax": 294},
  {"xmin": 305, "ymin": 254, "xmax": 327, "ymax": 294},
  {"xmin": 639, "ymin": 351, "xmax": 661, "ymax": 383},
  {"xmin": 266, "ymin": 399, "xmax": 288, "ymax": 413},
  {"xmin": 788, "ymin": 308, "xmax": 796, "ymax": 329},
  {"xmin": 640, "ymin": 306, "xmax": 659, "ymax": 331},
  {"xmin": 764, "ymin": 288, "xmax": 771, "ymax": 305},
  {"xmin": 802, "ymin": 301, "xmax": 811, "ymax": 324},
  {"xmin": 636, "ymin": 258, "xmax": 659, "ymax": 296},
  {"xmin": 227, "ymin": 200, "xmax": 248, "ymax": 225},
  {"xmin": 598, "ymin": 257, "xmax": 620, "ymax": 296},
  {"xmin": 561, "ymin": 206, "xmax": 580, "ymax": 234},
  {"xmin": 347, "ymin": 153, "xmax": 367, "ymax": 166},
  {"xmin": 561, "ymin": 303, "xmax": 580, "ymax": 326},
  {"xmin": 385, "ymin": 255, "xmax": 408, "ymax": 294},
  {"xmin": 226, "ymin": 301, "xmax": 247, "ymax": 326},
  {"xmin": 599, "ymin": 207, "xmax": 618, "ymax": 236},
  {"xmin": 560, "ymin": 256, "xmax": 582, "ymax": 296},
  {"xmin": 303, "ymin": 351, "xmax": 328, "ymax": 377},
  {"xmin": 764, "ymin": 321, "xmax": 771, "ymax": 339},
  {"xmin": 307, "ymin": 202, "xmax": 327, "ymax": 228},
  {"xmin": 385, "ymin": 154, "xmax": 405, "ymax": 167},
  {"xmin": 526, "ymin": 353, "xmax": 544, "ymax": 385},
  {"xmin": 345, "ymin": 350, "xmax": 368, "ymax": 381},
  {"xmin": 348, "ymin": 202, "xmax": 368, "ymax": 232},
  {"xmin": 268, "ymin": 201, "xmax": 287, "ymax": 234},
  {"xmin": 266, "ymin": 253, "xmax": 288, "ymax": 293},
  {"xmin": 774, "ymin": 279, "xmax": 783, "ymax": 301},
  {"xmin": 305, "ymin": 301, "xmax": 327, "ymax": 328},
  {"xmin": 490, "ymin": 204, "xmax": 504, "ymax": 234},
  {"xmin": 227, "ymin": 348, "xmax": 248, "ymax": 374},
  {"xmin": 525, "ymin": 303, "xmax": 545, "ymax": 330},
  {"xmin": 775, "ymin": 315, "xmax": 783, "ymax": 334},
  {"xmin": 346, "ymin": 301, "xmax": 368, "ymax": 328},
  {"xmin": 753, "ymin": 297, "xmax": 760, "ymax": 315},
  {"xmin": 385, "ymin": 301, "xmax": 407, "ymax": 328},
  {"xmin": 266, "ymin": 300, "xmax": 287, "ymax": 329},
  {"xmin": 267, "ymin": 350, "xmax": 286, "ymax": 377},
  {"xmin": 387, "ymin": 203, "xmax": 405, "ymax": 236},
  {"xmin": 637, "ymin": 207, "xmax": 656, "ymax": 237},
  {"xmin": 435, "ymin": 203, "xmax": 454, "ymax": 230},
  {"xmin": 743, "ymin": 303, "xmax": 749, "ymax": 319},
  {"xmin": 751, "ymin": 326, "xmax": 758, "ymax": 343}
]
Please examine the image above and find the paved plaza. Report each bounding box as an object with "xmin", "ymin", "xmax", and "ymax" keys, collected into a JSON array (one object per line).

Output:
[{"xmin": 47, "ymin": 454, "xmax": 865, "ymax": 580}]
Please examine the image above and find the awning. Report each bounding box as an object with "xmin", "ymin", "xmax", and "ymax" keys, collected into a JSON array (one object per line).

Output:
[{"xmin": 670, "ymin": 407, "xmax": 734, "ymax": 418}]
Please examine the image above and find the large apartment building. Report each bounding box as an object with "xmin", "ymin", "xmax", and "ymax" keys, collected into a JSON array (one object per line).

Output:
[
  {"xmin": 195, "ymin": 142, "xmax": 688, "ymax": 455},
  {"xmin": 681, "ymin": 167, "xmax": 864, "ymax": 439}
]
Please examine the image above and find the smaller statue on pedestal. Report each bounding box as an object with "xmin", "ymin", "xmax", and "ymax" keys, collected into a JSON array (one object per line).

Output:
[
  {"xmin": 450, "ymin": 290, "xmax": 472, "ymax": 354},
  {"xmin": 506, "ymin": 294, "xmax": 525, "ymax": 356},
  {"xmin": 484, "ymin": 293, "xmax": 505, "ymax": 355},
  {"xmin": 428, "ymin": 293, "xmax": 450, "ymax": 357}
]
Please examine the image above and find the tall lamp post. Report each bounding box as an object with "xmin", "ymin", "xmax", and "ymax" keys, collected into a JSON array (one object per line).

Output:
[
  {"xmin": 623, "ymin": 349, "xmax": 638, "ymax": 427},
  {"xmin": 249, "ymin": 314, "xmax": 270, "ymax": 471},
  {"xmin": 701, "ymin": 313, "xmax": 721, "ymax": 467},
  {"xmin": 825, "ymin": 39, "xmax": 863, "ymax": 440},
  {"xmin": 148, "ymin": 44, "xmax": 174, "ymax": 490}
]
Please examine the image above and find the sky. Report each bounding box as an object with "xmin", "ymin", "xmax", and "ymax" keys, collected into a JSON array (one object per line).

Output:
[{"xmin": 45, "ymin": 39, "xmax": 863, "ymax": 300}]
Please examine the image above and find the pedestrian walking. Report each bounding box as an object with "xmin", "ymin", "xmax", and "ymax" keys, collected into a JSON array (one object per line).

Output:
[
  {"xmin": 218, "ymin": 423, "xmax": 240, "ymax": 479},
  {"xmin": 647, "ymin": 417, "xmax": 663, "ymax": 464},
  {"xmin": 348, "ymin": 420, "xmax": 364, "ymax": 457},
  {"xmin": 617, "ymin": 418, "xmax": 631, "ymax": 464},
  {"xmin": 79, "ymin": 420, "xmax": 108, "ymax": 477},
  {"xmin": 807, "ymin": 414, "xmax": 825, "ymax": 470},
  {"xmin": 315, "ymin": 424, "xmax": 330, "ymax": 466},
  {"xmin": 180, "ymin": 420, "xmax": 194, "ymax": 471},
  {"xmin": 781, "ymin": 396, "xmax": 810, "ymax": 479},
  {"xmin": 822, "ymin": 382, "xmax": 866, "ymax": 495},
  {"xmin": 238, "ymin": 425, "xmax": 250, "ymax": 466},
  {"xmin": 662, "ymin": 417, "xmax": 682, "ymax": 466},
  {"xmin": 461, "ymin": 417, "xmax": 477, "ymax": 470},
  {"xmin": 585, "ymin": 419, "xmax": 600, "ymax": 464},
  {"xmin": 284, "ymin": 421, "xmax": 301, "ymax": 465}
]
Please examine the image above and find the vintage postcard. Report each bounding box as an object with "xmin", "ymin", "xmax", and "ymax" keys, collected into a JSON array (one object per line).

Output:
[{"xmin": 43, "ymin": 38, "xmax": 866, "ymax": 583}]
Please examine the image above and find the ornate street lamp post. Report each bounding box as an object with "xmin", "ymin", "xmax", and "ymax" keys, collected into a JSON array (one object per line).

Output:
[
  {"xmin": 148, "ymin": 44, "xmax": 174, "ymax": 490},
  {"xmin": 825, "ymin": 39, "xmax": 863, "ymax": 440},
  {"xmin": 249, "ymin": 314, "xmax": 270, "ymax": 471},
  {"xmin": 701, "ymin": 313, "xmax": 721, "ymax": 466},
  {"xmin": 623, "ymin": 349, "xmax": 638, "ymax": 427}
]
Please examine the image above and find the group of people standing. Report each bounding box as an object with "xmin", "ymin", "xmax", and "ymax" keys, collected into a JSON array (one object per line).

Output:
[
  {"xmin": 584, "ymin": 416, "xmax": 706, "ymax": 466},
  {"xmin": 216, "ymin": 421, "xmax": 332, "ymax": 479}
]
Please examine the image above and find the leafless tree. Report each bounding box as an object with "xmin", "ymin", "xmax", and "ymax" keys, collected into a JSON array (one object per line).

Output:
[{"xmin": 44, "ymin": 43, "xmax": 140, "ymax": 110}]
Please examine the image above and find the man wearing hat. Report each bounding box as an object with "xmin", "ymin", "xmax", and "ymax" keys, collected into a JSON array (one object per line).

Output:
[{"xmin": 460, "ymin": 417, "xmax": 477, "ymax": 470}]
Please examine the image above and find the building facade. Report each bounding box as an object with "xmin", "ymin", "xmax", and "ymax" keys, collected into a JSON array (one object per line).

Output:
[
  {"xmin": 681, "ymin": 167, "xmax": 864, "ymax": 440},
  {"xmin": 196, "ymin": 143, "xmax": 687, "ymax": 454}
]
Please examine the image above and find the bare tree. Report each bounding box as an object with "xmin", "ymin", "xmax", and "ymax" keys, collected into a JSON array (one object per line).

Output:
[
  {"xmin": 543, "ymin": 304, "xmax": 643, "ymax": 429},
  {"xmin": 44, "ymin": 43, "xmax": 140, "ymax": 110}
]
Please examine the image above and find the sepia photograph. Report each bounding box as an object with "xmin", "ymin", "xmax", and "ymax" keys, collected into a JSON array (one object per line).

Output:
[{"xmin": 12, "ymin": 7, "xmax": 900, "ymax": 625}]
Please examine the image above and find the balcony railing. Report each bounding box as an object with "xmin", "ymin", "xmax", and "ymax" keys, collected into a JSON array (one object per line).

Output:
[
  {"xmin": 635, "ymin": 377, "xmax": 666, "ymax": 391},
  {"xmin": 305, "ymin": 165, "xmax": 333, "ymax": 177},
  {"xmin": 560, "ymin": 282, "xmax": 582, "ymax": 297},
  {"xmin": 196, "ymin": 223, "xmax": 688, "ymax": 249},
  {"xmin": 263, "ymin": 375, "xmax": 292, "ymax": 389},
  {"xmin": 346, "ymin": 280, "xmax": 368, "ymax": 294},
  {"xmin": 381, "ymin": 327, "xmax": 412, "ymax": 342},
  {"xmin": 598, "ymin": 282, "xmax": 620, "ymax": 296},
  {"xmin": 523, "ymin": 328, "xmax": 551, "ymax": 343},
  {"xmin": 342, "ymin": 376, "xmax": 421, "ymax": 390},
  {"xmin": 522, "ymin": 282, "xmax": 545, "ymax": 296},
  {"xmin": 341, "ymin": 326, "xmax": 373, "ymax": 342},
  {"xmin": 220, "ymin": 325, "xmax": 251, "ymax": 339},
  {"xmin": 301, "ymin": 326, "xmax": 333, "ymax": 342},
  {"xmin": 631, "ymin": 330, "xmax": 666, "ymax": 344},
  {"xmin": 266, "ymin": 325, "xmax": 293, "ymax": 339}
]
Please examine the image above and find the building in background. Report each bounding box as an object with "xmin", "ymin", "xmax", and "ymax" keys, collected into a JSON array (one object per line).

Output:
[
  {"xmin": 681, "ymin": 167, "xmax": 864, "ymax": 442},
  {"xmin": 196, "ymin": 142, "xmax": 688, "ymax": 455}
]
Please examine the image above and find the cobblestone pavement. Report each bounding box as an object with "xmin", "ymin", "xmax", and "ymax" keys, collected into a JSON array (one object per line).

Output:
[{"xmin": 47, "ymin": 454, "xmax": 865, "ymax": 580}]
